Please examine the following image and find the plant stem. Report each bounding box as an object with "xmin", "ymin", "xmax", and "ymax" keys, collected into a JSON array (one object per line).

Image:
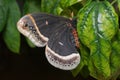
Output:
[{"xmin": 111, "ymin": 0, "xmax": 117, "ymax": 5}]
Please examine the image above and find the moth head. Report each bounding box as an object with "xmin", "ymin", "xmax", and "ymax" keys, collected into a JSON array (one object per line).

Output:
[
  {"xmin": 17, "ymin": 15, "xmax": 33, "ymax": 35},
  {"xmin": 17, "ymin": 15, "xmax": 47, "ymax": 47}
]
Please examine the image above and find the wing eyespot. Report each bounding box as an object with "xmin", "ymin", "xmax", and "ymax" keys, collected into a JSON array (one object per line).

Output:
[
  {"xmin": 21, "ymin": 22, "xmax": 29, "ymax": 30},
  {"xmin": 24, "ymin": 23, "xmax": 28, "ymax": 27}
]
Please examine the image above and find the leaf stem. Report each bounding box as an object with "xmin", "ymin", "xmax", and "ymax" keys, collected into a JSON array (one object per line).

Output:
[{"xmin": 111, "ymin": 0, "xmax": 117, "ymax": 5}]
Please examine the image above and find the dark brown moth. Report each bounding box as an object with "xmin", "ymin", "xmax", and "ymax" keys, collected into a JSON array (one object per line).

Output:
[{"xmin": 17, "ymin": 13, "xmax": 80, "ymax": 70}]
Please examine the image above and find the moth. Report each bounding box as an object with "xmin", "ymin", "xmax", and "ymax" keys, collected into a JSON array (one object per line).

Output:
[{"xmin": 17, "ymin": 13, "xmax": 80, "ymax": 70}]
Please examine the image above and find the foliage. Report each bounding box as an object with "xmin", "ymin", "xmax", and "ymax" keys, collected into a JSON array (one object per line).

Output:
[
  {"xmin": 0, "ymin": 0, "xmax": 20, "ymax": 53},
  {"xmin": 0, "ymin": 0, "xmax": 120, "ymax": 80},
  {"xmin": 77, "ymin": 1, "xmax": 119, "ymax": 80}
]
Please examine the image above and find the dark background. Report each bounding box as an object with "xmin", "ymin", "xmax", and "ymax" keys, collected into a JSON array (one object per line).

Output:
[{"xmin": 0, "ymin": 35, "xmax": 77, "ymax": 80}]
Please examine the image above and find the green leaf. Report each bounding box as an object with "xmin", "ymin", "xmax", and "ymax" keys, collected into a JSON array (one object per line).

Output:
[
  {"xmin": 79, "ymin": 66, "xmax": 90, "ymax": 79},
  {"xmin": 23, "ymin": 0, "xmax": 41, "ymax": 14},
  {"xmin": 0, "ymin": 0, "xmax": 8, "ymax": 32},
  {"xmin": 3, "ymin": 0, "xmax": 21, "ymax": 53},
  {"xmin": 41, "ymin": 0, "xmax": 61, "ymax": 14},
  {"xmin": 109, "ymin": 30, "xmax": 120, "ymax": 79},
  {"xmin": 72, "ymin": 43, "xmax": 89, "ymax": 77},
  {"xmin": 41, "ymin": 0, "xmax": 82, "ymax": 15},
  {"xmin": 26, "ymin": 38, "xmax": 35, "ymax": 48},
  {"xmin": 77, "ymin": 1, "xmax": 118, "ymax": 79},
  {"xmin": 71, "ymin": 61, "xmax": 84, "ymax": 77},
  {"xmin": 60, "ymin": 0, "xmax": 82, "ymax": 8},
  {"xmin": 60, "ymin": 2, "xmax": 83, "ymax": 18},
  {"xmin": 110, "ymin": 41, "xmax": 120, "ymax": 79},
  {"xmin": 0, "ymin": 6, "xmax": 6, "ymax": 32},
  {"xmin": 117, "ymin": 0, "xmax": 120, "ymax": 12}
]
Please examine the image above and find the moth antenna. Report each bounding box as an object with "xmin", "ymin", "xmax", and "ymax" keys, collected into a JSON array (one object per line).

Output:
[
  {"xmin": 69, "ymin": 12, "xmax": 74, "ymax": 21},
  {"xmin": 71, "ymin": 12, "xmax": 74, "ymax": 18}
]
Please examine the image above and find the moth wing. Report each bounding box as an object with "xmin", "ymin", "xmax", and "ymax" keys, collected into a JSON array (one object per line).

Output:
[
  {"xmin": 17, "ymin": 13, "xmax": 80, "ymax": 70},
  {"xmin": 17, "ymin": 13, "xmax": 71, "ymax": 47},
  {"xmin": 45, "ymin": 23, "xmax": 80, "ymax": 70},
  {"xmin": 31, "ymin": 13, "xmax": 71, "ymax": 40}
]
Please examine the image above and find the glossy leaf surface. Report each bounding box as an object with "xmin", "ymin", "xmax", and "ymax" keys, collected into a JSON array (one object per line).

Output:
[{"xmin": 77, "ymin": 1, "xmax": 118, "ymax": 79}]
